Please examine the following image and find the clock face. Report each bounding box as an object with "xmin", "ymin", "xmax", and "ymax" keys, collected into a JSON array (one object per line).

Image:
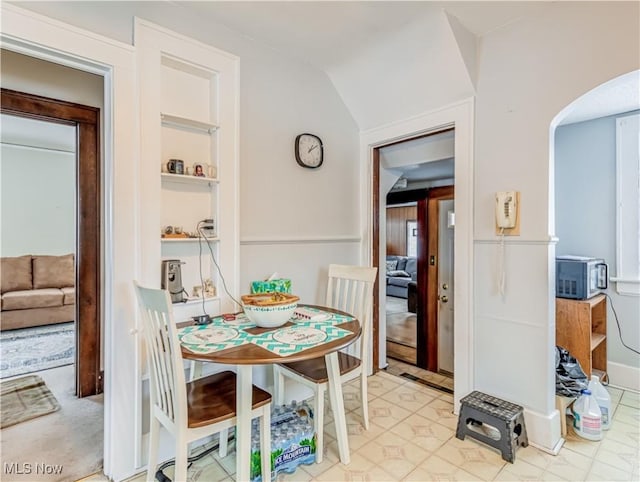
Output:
[{"xmin": 295, "ymin": 133, "xmax": 323, "ymax": 168}]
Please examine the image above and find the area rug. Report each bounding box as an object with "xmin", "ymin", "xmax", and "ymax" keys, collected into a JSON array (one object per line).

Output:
[
  {"xmin": 1, "ymin": 374, "xmax": 61, "ymax": 428},
  {"xmin": 0, "ymin": 322, "xmax": 75, "ymax": 379}
]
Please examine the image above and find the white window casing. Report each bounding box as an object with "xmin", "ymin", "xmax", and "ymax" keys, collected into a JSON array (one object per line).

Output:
[{"xmin": 613, "ymin": 113, "xmax": 640, "ymax": 296}]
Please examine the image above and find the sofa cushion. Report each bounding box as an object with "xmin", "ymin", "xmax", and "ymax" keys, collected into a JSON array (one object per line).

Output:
[
  {"xmin": 405, "ymin": 257, "xmax": 418, "ymax": 280},
  {"xmin": 385, "ymin": 259, "xmax": 398, "ymax": 272},
  {"xmin": 61, "ymin": 287, "xmax": 75, "ymax": 306},
  {"xmin": 2, "ymin": 288, "xmax": 64, "ymax": 310},
  {"xmin": 1, "ymin": 255, "xmax": 32, "ymax": 293},
  {"xmin": 388, "ymin": 277, "xmax": 412, "ymax": 289},
  {"xmin": 387, "ymin": 270, "xmax": 411, "ymax": 278},
  {"xmin": 32, "ymin": 254, "xmax": 74, "ymax": 289},
  {"xmin": 395, "ymin": 257, "xmax": 408, "ymax": 271}
]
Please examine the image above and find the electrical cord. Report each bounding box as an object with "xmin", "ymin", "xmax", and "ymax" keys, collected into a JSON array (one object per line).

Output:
[
  {"xmin": 604, "ymin": 293, "xmax": 640, "ymax": 356},
  {"xmin": 196, "ymin": 220, "xmax": 243, "ymax": 311},
  {"xmin": 154, "ymin": 435, "xmax": 233, "ymax": 482}
]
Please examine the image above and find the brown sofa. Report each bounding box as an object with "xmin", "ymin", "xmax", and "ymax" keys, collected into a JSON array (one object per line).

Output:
[{"xmin": 1, "ymin": 254, "xmax": 75, "ymax": 331}]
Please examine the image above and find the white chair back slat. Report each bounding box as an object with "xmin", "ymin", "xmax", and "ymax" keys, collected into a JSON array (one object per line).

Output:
[
  {"xmin": 134, "ymin": 282, "xmax": 187, "ymax": 426},
  {"xmin": 326, "ymin": 264, "xmax": 377, "ymax": 361}
]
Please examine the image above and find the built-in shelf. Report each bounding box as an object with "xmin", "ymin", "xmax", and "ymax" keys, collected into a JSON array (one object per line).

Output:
[
  {"xmin": 177, "ymin": 296, "xmax": 220, "ymax": 305},
  {"xmin": 160, "ymin": 112, "xmax": 218, "ymax": 134},
  {"xmin": 161, "ymin": 173, "xmax": 219, "ymax": 185},
  {"xmin": 161, "ymin": 237, "xmax": 219, "ymax": 243}
]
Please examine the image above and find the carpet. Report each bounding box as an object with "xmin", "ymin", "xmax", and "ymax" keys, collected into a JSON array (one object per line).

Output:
[
  {"xmin": 0, "ymin": 322, "xmax": 75, "ymax": 379},
  {"xmin": 1, "ymin": 374, "xmax": 61, "ymax": 428}
]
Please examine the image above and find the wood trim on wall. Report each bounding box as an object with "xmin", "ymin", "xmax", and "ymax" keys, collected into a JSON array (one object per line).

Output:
[
  {"xmin": 386, "ymin": 205, "xmax": 417, "ymax": 255},
  {"xmin": 372, "ymin": 148, "xmax": 380, "ymax": 373},
  {"xmin": 1, "ymin": 88, "xmax": 102, "ymax": 397}
]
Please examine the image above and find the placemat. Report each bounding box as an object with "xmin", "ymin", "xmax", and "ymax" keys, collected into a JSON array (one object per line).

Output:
[
  {"xmin": 250, "ymin": 324, "xmax": 353, "ymax": 356},
  {"xmin": 179, "ymin": 308, "xmax": 355, "ymax": 356}
]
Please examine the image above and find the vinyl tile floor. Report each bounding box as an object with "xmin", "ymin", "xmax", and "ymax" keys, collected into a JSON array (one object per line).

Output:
[{"xmin": 113, "ymin": 370, "xmax": 639, "ymax": 482}]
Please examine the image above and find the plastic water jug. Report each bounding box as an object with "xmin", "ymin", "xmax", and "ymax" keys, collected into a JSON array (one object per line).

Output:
[
  {"xmin": 572, "ymin": 389, "xmax": 602, "ymax": 441},
  {"xmin": 588, "ymin": 375, "xmax": 611, "ymax": 430}
]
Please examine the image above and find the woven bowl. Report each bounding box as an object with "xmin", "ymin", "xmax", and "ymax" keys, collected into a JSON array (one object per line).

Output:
[{"xmin": 241, "ymin": 293, "xmax": 299, "ymax": 328}]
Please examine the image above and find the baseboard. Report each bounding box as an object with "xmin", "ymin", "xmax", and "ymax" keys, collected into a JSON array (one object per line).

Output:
[
  {"xmin": 523, "ymin": 407, "xmax": 562, "ymax": 454},
  {"xmin": 607, "ymin": 361, "xmax": 640, "ymax": 391}
]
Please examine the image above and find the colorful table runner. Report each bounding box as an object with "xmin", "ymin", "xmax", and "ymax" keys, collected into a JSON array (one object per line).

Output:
[{"xmin": 178, "ymin": 308, "xmax": 354, "ymax": 356}]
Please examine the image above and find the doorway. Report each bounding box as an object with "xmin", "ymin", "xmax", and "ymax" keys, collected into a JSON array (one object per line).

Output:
[
  {"xmin": 1, "ymin": 88, "xmax": 102, "ymax": 397},
  {"xmin": 378, "ymin": 130, "xmax": 455, "ymax": 382}
]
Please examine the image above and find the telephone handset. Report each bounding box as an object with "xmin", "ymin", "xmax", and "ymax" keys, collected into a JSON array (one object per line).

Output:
[{"xmin": 495, "ymin": 191, "xmax": 518, "ymax": 229}]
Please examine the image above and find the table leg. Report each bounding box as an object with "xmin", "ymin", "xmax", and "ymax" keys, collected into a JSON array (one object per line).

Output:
[
  {"xmin": 325, "ymin": 352, "xmax": 350, "ymax": 465},
  {"xmin": 236, "ymin": 365, "xmax": 252, "ymax": 482}
]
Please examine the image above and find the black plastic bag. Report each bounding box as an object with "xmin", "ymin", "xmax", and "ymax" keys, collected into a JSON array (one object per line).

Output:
[{"xmin": 555, "ymin": 345, "xmax": 588, "ymax": 397}]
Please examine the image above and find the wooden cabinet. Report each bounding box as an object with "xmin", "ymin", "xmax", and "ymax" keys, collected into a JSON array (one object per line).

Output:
[{"xmin": 556, "ymin": 294, "xmax": 607, "ymax": 378}]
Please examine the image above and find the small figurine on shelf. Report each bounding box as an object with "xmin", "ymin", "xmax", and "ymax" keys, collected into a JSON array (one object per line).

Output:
[
  {"xmin": 193, "ymin": 163, "xmax": 206, "ymax": 177},
  {"xmin": 204, "ymin": 278, "xmax": 216, "ymax": 297}
]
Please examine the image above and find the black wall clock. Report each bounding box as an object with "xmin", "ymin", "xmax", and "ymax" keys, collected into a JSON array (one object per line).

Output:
[{"xmin": 295, "ymin": 133, "xmax": 323, "ymax": 169}]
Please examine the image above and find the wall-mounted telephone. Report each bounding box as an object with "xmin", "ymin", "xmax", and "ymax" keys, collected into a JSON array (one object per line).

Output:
[{"xmin": 495, "ymin": 191, "xmax": 518, "ymax": 229}]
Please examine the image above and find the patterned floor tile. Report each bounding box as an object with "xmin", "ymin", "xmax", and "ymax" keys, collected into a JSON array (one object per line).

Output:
[
  {"xmin": 563, "ymin": 425, "xmax": 602, "ymax": 458},
  {"xmin": 357, "ymin": 431, "xmax": 430, "ymax": 479},
  {"xmin": 494, "ymin": 459, "xmax": 544, "ymax": 481},
  {"xmin": 389, "ymin": 413, "xmax": 454, "ymax": 452},
  {"xmin": 418, "ymin": 397, "xmax": 459, "ymax": 430},
  {"xmin": 620, "ymin": 390, "xmax": 640, "ymax": 409},
  {"xmin": 594, "ymin": 438, "xmax": 640, "ymax": 474},
  {"xmin": 404, "ymin": 454, "xmax": 482, "ymax": 481},
  {"xmin": 191, "ymin": 458, "xmax": 229, "ymax": 481},
  {"xmin": 313, "ymin": 452, "xmax": 378, "ymax": 481},
  {"xmin": 360, "ymin": 396, "xmax": 412, "ymax": 430},
  {"xmin": 586, "ymin": 459, "xmax": 635, "ymax": 481},
  {"xmin": 540, "ymin": 445, "xmax": 594, "ymax": 481},
  {"xmin": 605, "ymin": 419, "xmax": 639, "ymax": 449},
  {"xmin": 324, "ymin": 412, "xmax": 387, "ymax": 451},
  {"xmin": 434, "ymin": 435, "xmax": 506, "ymax": 480},
  {"xmin": 612, "ymin": 403, "xmax": 640, "ymax": 428},
  {"xmin": 367, "ymin": 371, "xmax": 403, "ymax": 398},
  {"xmin": 379, "ymin": 382, "xmax": 437, "ymax": 412}
]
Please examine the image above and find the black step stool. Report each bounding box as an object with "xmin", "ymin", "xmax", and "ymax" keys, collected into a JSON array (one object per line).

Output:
[{"xmin": 456, "ymin": 391, "xmax": 528, "ymax": 463}]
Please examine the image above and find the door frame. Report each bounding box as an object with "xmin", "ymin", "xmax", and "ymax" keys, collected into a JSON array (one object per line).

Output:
[
  {"xmin": 362, "ymin": 97, "xmax": 474, "ymax": 408},
  {"xmin": 1, "ymin": 88, "xmax": 102, "ymax": 397},
  {"xmin": 426, "ymin": 185, "xmax": 454, "ymax": 372}
]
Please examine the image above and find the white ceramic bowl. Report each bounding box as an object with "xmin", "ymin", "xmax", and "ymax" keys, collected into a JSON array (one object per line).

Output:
[{"xmin": 241, "ymin": 293, "xmax": 299, "ymax": 328}]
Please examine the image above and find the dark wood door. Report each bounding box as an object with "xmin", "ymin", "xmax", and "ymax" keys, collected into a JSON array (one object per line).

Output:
[
  {"xmin": 425, "ymin": 186, "xmax": 454, "ymax": 373},
  {"xmin": 1, "ymin": 88, "xmax": 102, "ymax": 397}
]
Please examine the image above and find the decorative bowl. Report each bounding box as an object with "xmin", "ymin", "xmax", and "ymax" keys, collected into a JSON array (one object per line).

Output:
[{"xmin": 241, "ymin": 293, "xmax": 300, "ymax": 328}]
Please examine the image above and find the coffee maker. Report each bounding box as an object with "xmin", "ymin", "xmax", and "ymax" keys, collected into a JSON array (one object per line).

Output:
[{"xmin": 161, "ymin": 259, "xmax": 186, "ymax": 303}]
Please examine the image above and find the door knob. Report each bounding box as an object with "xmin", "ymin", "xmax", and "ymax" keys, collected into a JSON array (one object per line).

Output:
[{"xmin": 439, "ymin": 295, "xmax": 449, "ymax": 303}]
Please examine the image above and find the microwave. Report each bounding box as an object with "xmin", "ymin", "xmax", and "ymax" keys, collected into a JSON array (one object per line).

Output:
[{"xmin": 556, "ymin": 255, "xmax": 608, "ymax": 300}]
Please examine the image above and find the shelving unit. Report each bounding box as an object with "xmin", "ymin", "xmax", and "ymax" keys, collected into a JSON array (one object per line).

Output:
[
  {"xmin": 556, "ymin": 294, "xmax": 607, "ymax": 378},
  {"xmin": 137, "ymin": 20, "xmax": 239, "ymax": 319}
]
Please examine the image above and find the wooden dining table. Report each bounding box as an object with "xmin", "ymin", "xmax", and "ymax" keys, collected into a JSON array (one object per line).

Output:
[{"xmin": 179, "ymin": 304, "xmax": 361, "ymax": 482}]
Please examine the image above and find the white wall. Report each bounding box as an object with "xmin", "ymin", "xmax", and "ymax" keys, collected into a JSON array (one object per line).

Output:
[
  {"xmin": 328, "ymin": 9, "xmax": 475, "ymax": 131},
  {"xmin": 471, "ymin": 1, "xmax": 639, "ymax": 450},
  {"xmin": 0, "ymin": 141, "xmax": 75, "ymax": 256},
  {"xmin": 12, "ymin": 2, "xmax": 362, "ymax": 303},
  {"xmin": 1, "ymin": 6, "xmax": 138, "ymax": 479},
  {"xmin": 0, "ymin": 49, "xmax": 102, "ymax": 258},
  {"xmin": 0, "ymin": 49, "xmax": 103, "ymax": 109},
  {"xmin": 9, "ymin": 0, "xmax": 640, "ymax": 461},
  {"xmin": 556, "ymin": 112, "xmax": 640, "ymax": 373}
]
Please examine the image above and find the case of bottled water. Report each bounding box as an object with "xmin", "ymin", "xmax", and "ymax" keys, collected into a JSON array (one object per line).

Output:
[{"xmin": 250, "ymin": 400, "xmax": 316, "ymax": 481}]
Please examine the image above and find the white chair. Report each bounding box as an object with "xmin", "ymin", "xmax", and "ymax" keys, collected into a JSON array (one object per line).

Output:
[
  {"xmin": 133, "ymin": 282, "xmax": 272, "ymax": 482},
  {"xmin": 273, "ymin": 264, "xmax": 377, "ymax": 463}
]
